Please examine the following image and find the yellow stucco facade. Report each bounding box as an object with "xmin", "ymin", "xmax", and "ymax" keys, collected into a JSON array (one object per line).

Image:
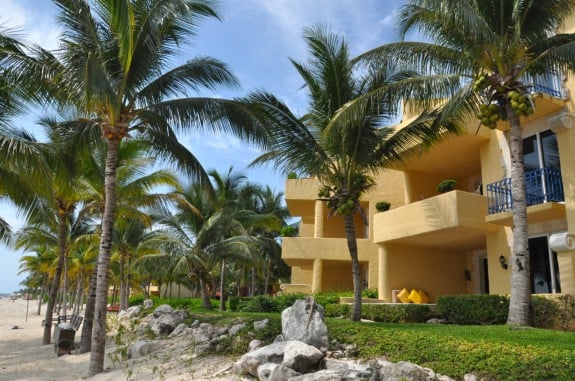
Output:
[{"xmin": 280, "ymin": 19, "xmax": 575, "ymax": 302}]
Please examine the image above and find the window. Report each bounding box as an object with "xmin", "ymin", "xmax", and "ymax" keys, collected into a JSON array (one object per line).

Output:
[
  {"xmin": 528, "ymin": 235, "xmax": 561, "ymax": 294},
  {"xmin": 523, "ymin": 129, "xmax": 563, "ymax": 204}
]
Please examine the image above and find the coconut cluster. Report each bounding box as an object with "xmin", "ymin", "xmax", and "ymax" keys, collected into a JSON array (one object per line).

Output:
[{"xmin": 472, "ymin": 73, "xmax": 534, "ymax": 129}]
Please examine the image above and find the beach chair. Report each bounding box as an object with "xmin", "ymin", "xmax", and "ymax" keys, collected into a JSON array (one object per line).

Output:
[{"xmin": 53, "ymin": 314, "xmax": 83, "ymax": 356}]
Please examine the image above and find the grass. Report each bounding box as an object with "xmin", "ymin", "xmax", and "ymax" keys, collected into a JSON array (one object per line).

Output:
[
  {"xmin": 326, "ymin": 320, "xmax": 575, "ymax": 380},
  {"xmin": 136, "ymin": 298, "xmax": 574, "ymax": 380}
]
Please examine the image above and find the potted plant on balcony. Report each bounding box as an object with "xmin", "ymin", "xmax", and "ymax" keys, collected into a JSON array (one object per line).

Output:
[
  {"xmin": 375, "ymin": 201, "xmax": 391, "ymax": 212},
  {"xmin": 437, "ymin": 179, "xmax": 456, "ymax": 194}
]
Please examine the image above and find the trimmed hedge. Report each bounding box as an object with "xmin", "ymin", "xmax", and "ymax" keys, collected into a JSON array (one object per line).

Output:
[
  {"xmin": 325, "ymin": 302, "xmax": 432, "ymax": 323},
  {"xmin": 438, "ymin": 294, "xmax": 575, "ymax": 329},
  {"xmin": 437, "ymin": 294, "xmax": 509, "ymax": 325},
  {"xmin": 229, "ymin": 293, "xmax": 308, "ymax": 313}
]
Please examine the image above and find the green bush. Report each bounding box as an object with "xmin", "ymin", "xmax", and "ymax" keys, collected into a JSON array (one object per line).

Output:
[
  {"xmin": 314, "ymin": 291, "xmax": 347, "ymax": 306},
  {"xmin": 325, "ymin": 303, "xmax": 350, "ymax": 318},
  {"xmin": 437, "ymin": 179, "xmax": 456, "ymax": 193},
  {"xmin": 128, "ymin": 294, "xmax": 147, "ymax": 306},
  {"xmin": 375, "ymin": 201, "xmax": 390, "ymax": 212},
  {"xmin": 362, "ymin": 304, "xmax": 432, "ymax": 323},
  {"xmin": 274, "ymin": 293, "xmax": 307, "ymax": 311},
  {"xmin": 324, "ymin": 302, "xmax": 431, "ymax": 323},
  {"xmin": 532, "ymin": 294, "xmax": 575, "ymax": 330},
  {"xmin": 437, "ymin": 294, "xmax": 509, "ymax": 324},
  {"xmin": 362, "ymin": 288, "xmax": 378, "ymax": 299}
]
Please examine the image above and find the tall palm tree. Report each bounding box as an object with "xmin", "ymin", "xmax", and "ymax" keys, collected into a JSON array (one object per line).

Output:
[
  {"xmin": 248, "ymin": 25, "xmax": 457, "ymax": 321},
  {"xmin": 1, "ymin": 119, "xmax": 90, "ymax": 344},
  {"xmin": 0, "ymin": 1, "xmax": 268, "ymax": 373},
  {"xmin": 358, "ymin": 0, "xmax": 575, "ymax": 325}
]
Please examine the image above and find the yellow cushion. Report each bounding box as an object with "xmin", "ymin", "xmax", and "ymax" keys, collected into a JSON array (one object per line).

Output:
[
  {"xmin": 396, "ymin": 288, "xmax": 411, "ymax": 303},
  {"xmin": 419, "ymin": 290, "xmax": 430, "ymax": 304},
  {"xmin": 408, "ymin": 289, "xmax": 430, "ymax": 304}
]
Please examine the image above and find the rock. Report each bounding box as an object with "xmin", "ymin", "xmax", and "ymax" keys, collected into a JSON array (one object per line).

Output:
[
  {"xmin": 129, "ymin": 340, "xmax": 158, "ymax": 358},
  {"xmin": 248, "ymin": 339, "xmax": 263, "ymax": 352},
  {"xmin": 234, "ymin": 340, "xmax": 289, "ymax": 376},
  {"xmin": 289, "ymin": 367, "xmax": 376, "ymax": 380},
  {"xmin": 282, "ymin": 341, "xmax": 324, "ymax": 373},
  {"xmin": 266, "ymin": 363, "xmax": 302, "ymax": 381},
  {"xmin": 254, "ymin": 318, "xmax": 269, "ymax": 331},
  {"xmin": 149, "ymin": 308, "xmax": 189, "ymax": 336},
  {"xmin": 376, "ymin": 360, "xmax": 455, "ymax": 381},
  {"xmin": 427, "ymin": 318, "xmax": 448, "ymax": 324},
  {"xmin": 191, "ymin": 322, "xmax": 215, "ymax": 344},
  {"xmin": 229, "ymin": 323, "xmax": 245, "ymax": 336},
  {"xmin": 152, "ymin": 304, "xmax": 173, "ymax": 318},
  {"xmin": 143, "ymin": 299, "xmax": 153, "ymax": 309},
  {"xmin": 118, "ymin": 306, "xmax": 141, "ymax": 320},
  {"xmin": 281, "ymin": 298, "xmax": 329, "ymax": 353},
  {"xmin": 169, "ymin": 323, "xmax": 189, "ymax": 337}
]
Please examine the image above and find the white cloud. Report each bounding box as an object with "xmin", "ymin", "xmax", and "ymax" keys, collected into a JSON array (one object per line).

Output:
[{"xmin": 0, "ymin": 0, "xmax": 60, "ymax": 50}]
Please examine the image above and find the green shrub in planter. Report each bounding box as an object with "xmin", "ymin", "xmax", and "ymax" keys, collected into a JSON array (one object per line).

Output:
[
  {"xmin": 532, "ymin": 294, "xmax": 575, "ymax": 330},
  {"xmin": 437, "ymin": 179, "xmax": 456, "ymax": 193},
  {"xmin": 375, "ymin": 201, "xmax": 391, "ymax": 212},
  {"xmin": 362, "ymin": 304, "xmax": 432, "ymax": 323},
  {"xmin": 325, "ymin": 303, "xmax": 351, "ymax": 318},
  {"xmin": 287, "ymin": 172, "xmax": 298, "ymax": 179},
  {"xmin": 437, "ymin": 294, "xmax": 509, "ymax": 324},
  {"xmin": 362, "ymin": 288, "xmax": 379, "ymax": 299},
  {"xmin": 280, "ymin": 225, "xmax": 297, "ymax": 237}
]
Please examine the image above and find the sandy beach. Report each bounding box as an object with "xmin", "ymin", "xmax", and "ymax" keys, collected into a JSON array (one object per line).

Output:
[{"xmin": 0, "ymin": 297, "xmax": 244, "ymax": 381}]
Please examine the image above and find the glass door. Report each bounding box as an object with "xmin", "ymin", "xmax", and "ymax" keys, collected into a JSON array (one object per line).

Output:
[{"xmin": 528, "ymin": 236, "xmax": 561, "ymax": 294}]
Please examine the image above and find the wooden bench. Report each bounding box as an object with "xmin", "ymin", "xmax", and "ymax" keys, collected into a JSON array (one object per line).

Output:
[{"xmin": 53, "ymin": 314, "xmax": 83, "ymax": 356}]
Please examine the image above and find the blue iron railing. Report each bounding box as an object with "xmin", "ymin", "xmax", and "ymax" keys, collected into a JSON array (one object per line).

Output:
[
  {"xmin": 523, "ymin": 72, "xmax": 567, "ymax": 99},
  {"xmin": 486, "ymin": 167, "xmax": 564, "ymax": 214}
]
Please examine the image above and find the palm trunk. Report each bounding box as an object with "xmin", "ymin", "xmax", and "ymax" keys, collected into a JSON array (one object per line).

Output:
[
  {"xmin": 344, "ymin": 213, "xmax": 362, "ymax": 321},
  {"xmin": 73, "ymin": 273, "xmax": 83, "ymax": 314},
  {"xmin": 219, "ymin": 260, "xmax": 226, "ymax": 311},
  {"xmin": 62, "ymin": 250, "xmax": 69, "ymax": 318},
  {"xmin": 506, "ymin": 107, "xmax": 532, "ymax": 326},
  {"xmin": 250, "ymin": 267, "xmax": 256, "ymax": 296},
  {"xmin": 199, "ymin": 278, "xmax": 212, "ymax": 310},
  {"xmin": 119, "ymin": 252, "xmax": 127, "ymax": 311},
  {"xmin": 80, "ymin": 266, "xmax": 97, "ymax": 353},
  {"xmin": 37, "ymin": 282, "xmax": 47, "ymax": 316},
  {"xmin": 89, "ymin": 139, "xmax": 119, "ymax": 376},
  {"xmin": 125, "ymin": 255, "xmax": 132, "ymax": 309},
  {"xmin": 264, "ymin": 256, "xmax": 270, "ymax": 295},
  {"xmin": 41, "ymin": 212, "xmax": 68, "ymax": 344}
]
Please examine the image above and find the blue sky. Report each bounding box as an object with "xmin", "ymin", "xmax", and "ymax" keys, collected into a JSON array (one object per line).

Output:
[{"xmin": 0, "ymin": 0, "xmax": 406, "ymax": 293}]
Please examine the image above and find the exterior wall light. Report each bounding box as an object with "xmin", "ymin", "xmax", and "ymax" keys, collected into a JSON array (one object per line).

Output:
[{"xmin": 499, "ymin": 255, "xmax": 508, "ymax": 270}]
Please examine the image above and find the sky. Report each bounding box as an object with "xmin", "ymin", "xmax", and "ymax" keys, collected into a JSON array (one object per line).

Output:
[{"xmin": 0, "ymin": 0, "xmax": 406, "ymax": 293}]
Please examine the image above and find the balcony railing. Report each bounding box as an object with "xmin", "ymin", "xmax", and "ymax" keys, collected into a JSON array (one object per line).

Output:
[
  {"xmin": 523, "ymin": 71, "xmax": 568, "ymax": 100},
  {"xmin": 486, "ymin": 167, "xmax": 564, "ymax": 214}
]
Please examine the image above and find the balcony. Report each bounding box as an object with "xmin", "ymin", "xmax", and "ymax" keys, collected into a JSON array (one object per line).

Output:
[
  {"xmin": 485, "ymin": 167, "xmax": 566, "ymax": 225},
  {"xmin": 373, "ymin": 191, "xmax": 494, "ymax": 250},
  {"xmin": 281, "ymin": 237, "xmax": 375, "ymax": 264},
  {"xmin": 486, "ymin": 168, "xmax": 564, "ymax": 214},
  {"xmin": 524, "ymin": 72, "xmax": 568, "ymax": 100}
]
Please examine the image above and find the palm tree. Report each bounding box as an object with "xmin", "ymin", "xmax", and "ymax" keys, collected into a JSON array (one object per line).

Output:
[
  {"xmin": 247, "ymin": 25, "xmax": 457, "ymax": 321},
  {"xmin": 358, "ymin": 0, "xmax": 575, "ymax": 326},
  {"xmin": 0, "ymin": 119, "xmax": 90, "ymax": 344},
  {"xmin": 3, "ymin": 1, "xmax": 268, "ymax": 373}
]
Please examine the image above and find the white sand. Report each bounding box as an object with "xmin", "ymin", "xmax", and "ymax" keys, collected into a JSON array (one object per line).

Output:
[{"xmin": 0, "ymin": 298, "xmax": 246, "ymax": 380}]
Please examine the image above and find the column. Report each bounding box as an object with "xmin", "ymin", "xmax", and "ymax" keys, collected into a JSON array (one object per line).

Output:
[
  {"xmin": 314, "ymin": 200, "xmax": 325, "ymax": 238},
  {"xmin": 378, "ymin": 246, "xmax": 390, "ymax": 301},
  {"xmin": 311, "ymin": 258, "xmax": 323, "ymax": 293}
]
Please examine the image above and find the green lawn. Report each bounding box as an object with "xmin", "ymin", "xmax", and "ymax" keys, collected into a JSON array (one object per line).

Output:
[
  {"xmin": 326, "ymin": 319, "xmax": 574, "ymax": 380},
  {"xmin": 139, "ymin": 298, "xmax": 574, "ymax": 380}
]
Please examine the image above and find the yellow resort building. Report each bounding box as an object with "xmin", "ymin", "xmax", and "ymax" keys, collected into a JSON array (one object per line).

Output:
[{"xmin": 279, "ymin": 19, "xmax": 575, "ymax": 304}]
